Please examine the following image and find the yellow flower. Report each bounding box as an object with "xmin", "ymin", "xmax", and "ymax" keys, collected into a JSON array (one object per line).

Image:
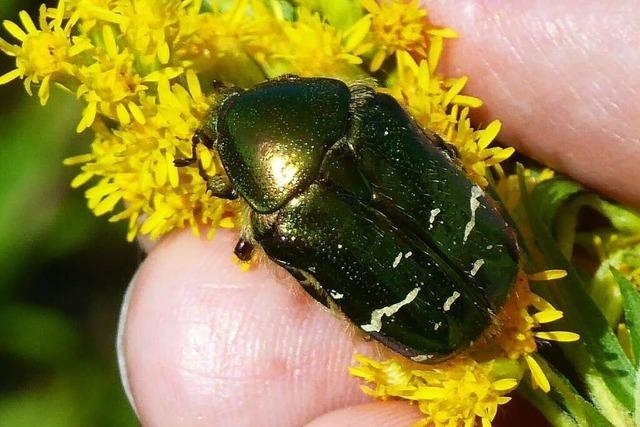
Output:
[
  {"xmin": 352, "ymin": 355, "xmax": 519, "ymax": 427},
  {"xmin": 357, "ymin": 0, "xmax": 457, "ymax": 72},
  {"xmin": 389, "ymin": 51, "xmax": 514, "ymax": 187},
  {"xmin": 75, "ymin": 42, "xmax": 147, "ymax": 131},
  {"xmin": 113, "ymin": 0, "xmax": 180, "ymax": 66},
  {"xmin": 68, "ymin": 0, "xmax": 122, "ymax": 32},
  {"xmin": 169, "ymin": 0, "xmax": 283, "ymax": 87},
  {"xmin": 262, "ymin": 7, "xmax": 366, "ymax": 80},
  {"xmin": 0, "ymin": 1, "xmax": 91, "ymax": 104},
  {"xmin": 3, "ymin": 0, "xmax": 263, "ymax": 242},
  {"xmin": 66, "ymin": 70, "xmax": 238, "ymax": 241},
  {"xmin": 352, "ymin": 271, "xmax": 579, "ymax": 426}
]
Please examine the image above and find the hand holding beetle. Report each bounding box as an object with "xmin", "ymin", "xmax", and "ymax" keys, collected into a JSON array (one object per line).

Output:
[{"xmin": 118, "ymin": 2, "xmax": 640, "ymax": 426}]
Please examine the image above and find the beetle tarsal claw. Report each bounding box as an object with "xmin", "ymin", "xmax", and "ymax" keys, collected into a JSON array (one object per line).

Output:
[{"xmin": 174, "ymin": 129, "xmax": 216, "ymax": 167}]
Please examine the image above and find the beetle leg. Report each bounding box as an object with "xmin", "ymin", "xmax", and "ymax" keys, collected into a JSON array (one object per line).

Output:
[
  {"xmin": 173, "ymin": 130, "xmax": 214, "ymax": 167},
  {"xmin": 234, "ymin": 239, "xmax": 255, "ymax": 261},
  {"xmin": 203, "ymin": 173, "xmax": 238, "ymax": 200}
]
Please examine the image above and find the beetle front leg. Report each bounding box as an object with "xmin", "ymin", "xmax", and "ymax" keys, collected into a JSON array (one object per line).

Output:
[
  {"xmin": 202, "ymin": 171, "xmax": 238, "ymax": 200},
  {"xmin": 173, "ymin": 130, "xmax": 215, "ymax": 167},
  {"xmin": 174, "ymin": 132, "xmax": 237, "ymax": 200}
]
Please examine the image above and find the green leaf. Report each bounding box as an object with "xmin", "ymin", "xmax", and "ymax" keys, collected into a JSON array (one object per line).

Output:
[
  {"xmin": 0, "ymin": 363, "xmax": 138, "ymax": 427},
  {"xmin": 519, "ymin": 355, "xmax": 613, "ymax": 427},
  {"xmin": 0, "ymin": 303, "xmax": 79, "ymax": 365},
  {"xmin": 635, "ymin": 366, "xmax": 640, "ymax": 427},
  {"xmin": 0, "ymin": 0, "xmax": 19, "ymax": 18},
  {"xmin": 0, "ymin": 91, "xmax": 80, "ymax": 293},
  {"xmin": 529, "ymin": 177, "xmax": 640, "ymax": 260},
  {"xmin": 531, "ymin": 177, "xmax": 584, "ymax": 226},
  {"xmin": 612, "ymin": 268, "xmax": 640, "ymax": 367},
  {"xmin": 594, "ymin": 200, "xmax": 640, "ymax": 235},
  {"xmin": 285, "ymin": 0, "xmax": 364, "ymax": 29},
  {"xmin": 516, "ymin": 165, "xmax": 636, "ymax": 417},
  {"xmin": 0, "ymin": 383, "xmax": 81, "ymax": 427},
  {"xmin": 591, "ymin": 257, "xmax": 625, "ymax": 326},
  {"xmin": 316, "ymin": 0, "xmax": 364, "ymax": 29},
  {"xmin": 518, "ymin": 387, "xmax": 579, "ymax": 427}
]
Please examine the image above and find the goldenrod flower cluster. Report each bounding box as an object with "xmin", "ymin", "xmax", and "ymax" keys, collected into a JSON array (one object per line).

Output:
[
  {"xmin": 352, "ymin": 270, "xmax": 579, "ymax": 427},
  {"xmin": 0, "ymin": 1, "xmax": 577, "ymax": 425},
  {"xmin": 0, "ymin": 0, "xmax": 513, "ymax": 243}
]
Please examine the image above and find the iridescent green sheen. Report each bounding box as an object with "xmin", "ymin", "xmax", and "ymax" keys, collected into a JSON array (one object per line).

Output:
[
  {"xmin": 216, "ymin": 78, "xmax": 350, "ymax": 213},
  {"xmin": 203, "ymin": 76, "xmax": 519, "ymax": 362}
]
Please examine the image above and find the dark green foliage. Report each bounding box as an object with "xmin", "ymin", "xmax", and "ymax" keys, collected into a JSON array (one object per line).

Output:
[{"xmin": 0, "ymin": 3, "xmax": 138, "ymax": 422}]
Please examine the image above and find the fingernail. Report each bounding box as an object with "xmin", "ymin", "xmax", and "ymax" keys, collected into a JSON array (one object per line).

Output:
[{"xmin": 117, "ymin": 270, "xmax": 140, "ymax": 417}]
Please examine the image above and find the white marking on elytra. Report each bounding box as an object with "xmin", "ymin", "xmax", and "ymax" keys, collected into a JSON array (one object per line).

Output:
[
  {"xmin": 383, "ymin": 130, "xmax": 390, "ymax": 136},
  {"xmin": 361, "ymin": 287, "xmax": 421, "ymax": 333},
  {"xmin": 470, "ymin": 259, "xmax": 485, "ymax": 277},
  {"xmin": 330, "ymin": 289, "xmax": 344, "ymax": 300},
  {"xmin": 434, "ymin": 321, "xmax": 442, "ymax": 331},
  {"xmin": 442, "ymin": 291, "xmax": 461, "ymax": 312},
  {"xmin": 429, "ymin": 208, "xmax": 441, "ymax": 230},
  {"xmin": 463, "ymin": 186, "xmax": 483, "ymax": 243},
  {"xmin": 392, "ymin": 252, "xmax": 403, "ymax": 268},
  {"xmin": 404, "ymin": 251, "xmax": 413, "ymax": 259},
  {"xmin": 337, "ymin": 244, "xmax": 343, "ymax": 249},
  {"xmin": 486, "ymin": 245, "xmax": 493, "ymax": 250},
  {"xmin": 411, "ymin": 354, "xmax": 433, "ymax": 362}
]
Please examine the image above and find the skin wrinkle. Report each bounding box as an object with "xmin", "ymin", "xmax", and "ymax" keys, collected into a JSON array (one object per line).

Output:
[
  {"xmin": 265, "ymin": 305, "xmax": 369, "ymax": 426},
  {"xmin": 426, "ymin": 0, "xmax": 640, "ymax": 206},
  {"xmin": 174, "ymin": 288, "xmax": 272, "ymax": 412},
  {"xmin": 265, "ymin": 308, "xmax": 303, "ymax": 425},
  {"xmin": 178, "ymin": 242, "xmax": 364, "ymax": 425}
]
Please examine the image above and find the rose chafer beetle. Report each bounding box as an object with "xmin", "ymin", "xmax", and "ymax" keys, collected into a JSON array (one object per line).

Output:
[{"xmin": 175, "ymin": 76, "xmax": 519, "ymax": 363}]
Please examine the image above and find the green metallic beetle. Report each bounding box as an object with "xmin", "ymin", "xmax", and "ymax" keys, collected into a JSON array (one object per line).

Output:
[{"xmin": 175, "ymin": 75, "xmax": 519, "ymax": 363}]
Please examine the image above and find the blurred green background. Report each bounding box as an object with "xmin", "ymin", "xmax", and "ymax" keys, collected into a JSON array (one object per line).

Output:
[{"xmin": 0, "ymin": 1, "xmax": 139, "ymax": 426}]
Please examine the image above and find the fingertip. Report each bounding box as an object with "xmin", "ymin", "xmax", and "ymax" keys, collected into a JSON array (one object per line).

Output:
[
  {"xmin": 305, "ymin": 401, "xmax": 422, "ymax": 427},
  {"xmin": 425, "ymin": 0, "xmax": 640, "ymax": 207},
  {"xmin": 120, "ymin": 229, "xmax": 385, "ymax": 426},
  {"xmin": 116, "ymin": 269, "xmax": 139, "ymax": 417}
]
